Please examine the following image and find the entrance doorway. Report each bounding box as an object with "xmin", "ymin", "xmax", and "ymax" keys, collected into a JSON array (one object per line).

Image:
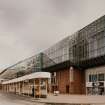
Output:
[
  {"xmin": 52, "ymin": 86, "xmax": 58, "ymax": 92},
  {"xmin": 98, "ymin": 87, "xmax": 104, "ymax": 95},
  {"xmin": 66, "ymin": 85, "xmax": 69, "ymax": 93}
]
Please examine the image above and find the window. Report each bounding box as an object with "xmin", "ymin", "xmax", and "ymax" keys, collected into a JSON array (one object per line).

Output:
[
  {"xmin": 98, "ymin": 74, "xmax": 104, "ymax": 81},
  {"xmin": 92, "ymin": 74, "xmax": 97, "ymax": 82},
  {"xmin": 69, "ymin": 67, "xmax": 74, "ymax": 82},
  {"xmin": 89, "ymin": 75, "xmax": 92, "ymax": 82},
  {"xmin": 89, "ymin": 74, "xmax": 97, "ymax": 82}
]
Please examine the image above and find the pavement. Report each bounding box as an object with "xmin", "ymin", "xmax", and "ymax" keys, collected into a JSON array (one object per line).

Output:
[
  {"xmin": 0, "ymin": 92, "xmax": 105, "ymax": 105},
  {"xmin": 38, "ymin": 94, "xmax": 105, "ymax": 104}
]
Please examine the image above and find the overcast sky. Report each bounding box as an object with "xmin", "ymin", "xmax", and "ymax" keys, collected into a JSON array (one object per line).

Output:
[{"xmin": 0, "ymin": 0, "xmax": 105, "ymax": 70}]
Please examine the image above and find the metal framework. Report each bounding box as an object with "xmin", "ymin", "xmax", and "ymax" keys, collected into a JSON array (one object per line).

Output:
[{"xmin": 0, "ymin": 15, "xmax": 105, "ymax": 79}]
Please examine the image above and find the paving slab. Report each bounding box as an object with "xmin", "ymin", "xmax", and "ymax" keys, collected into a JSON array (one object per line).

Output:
[
  {"xmin": 0, "ymin": 92, "xmax": 44, "ymax": 105},
  {"xmin": 35, "ymin": 94, "xmax": 105, "ymax": 104},
  {"xmin": 1, "ymin": 92, "xmax": 105, "ymax": 105}
]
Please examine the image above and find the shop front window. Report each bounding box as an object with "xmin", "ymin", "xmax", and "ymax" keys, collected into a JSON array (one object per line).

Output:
[
  {"xmin": 98, "ymin": 74, "xmax": 104, "ymax": 81},
  {"xmin": 89, "ymin": 74, "xmax": 97, "ymax": 82},
  {"xmin": 89, "ymin": 75, "xmax": 92, "ymax": 82}
]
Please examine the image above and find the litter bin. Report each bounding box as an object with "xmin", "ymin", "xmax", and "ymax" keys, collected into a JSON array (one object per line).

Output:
[{"xmin": 54, "ymin": 91, "xmax": 59, "ymax": 96}]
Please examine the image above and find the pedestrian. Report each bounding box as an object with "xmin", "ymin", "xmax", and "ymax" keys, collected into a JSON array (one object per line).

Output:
[{"xmin": 32, "ymin": 86, "xmax": 34, "ymax": 97}]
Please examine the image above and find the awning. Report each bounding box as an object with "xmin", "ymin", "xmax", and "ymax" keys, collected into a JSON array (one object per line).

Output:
[{"xmin": 2, "ymin": 72, "xmax": 51, "ymax": 84}]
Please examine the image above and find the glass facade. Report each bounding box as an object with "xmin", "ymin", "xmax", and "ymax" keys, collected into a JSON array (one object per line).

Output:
[
  {"xmin": 98, "ymin": 74, "xmax": 104, "ymax": 81},
  {"xmin": 69, "ymin": 15, "xmax": 105, "ymax": 63},
  {"xmin": 0, "ymin": 53, "xmax": 43, "ymax": 79},
  {"xmin": 43, "ymin": 15, "xmax": 105, "ymax": 67},
  {"xmin": 1, "ymin": 15, "xmax": 105, "ymax": 79},
  {"xmin": 89, "ymin": 74, "xmax": 98, "ymax": 82},
  {"xmin": 43, "ymin": 36, "xmax": 70, "ymax": 68},
  {"xmin": 86, "ymin": 72, "xmax": 105, "ymax": 95}
]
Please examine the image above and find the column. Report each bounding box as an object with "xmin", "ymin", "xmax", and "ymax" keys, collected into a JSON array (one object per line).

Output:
[
  {"xmin": 23, "ymin": 81, "xmax": 24, "ymax": 95},
  {"xmin": 19, "ymin": 82, "xmax": 20, "ymax": 94},
  {"xmin": 34, "ymin": 79, "xmax": 35, "ymax": 98},
  {"xmin": 28, "ymin": 80, "xmax": 30, "ymax": 96}
]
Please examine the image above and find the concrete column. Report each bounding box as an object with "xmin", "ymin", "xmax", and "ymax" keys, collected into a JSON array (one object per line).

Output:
[
  {"xmin": 2, "ymin": 85, "xmax": 4, "ymax": 92},
  {"xmin": 12, "ymin": 83, "xmax": 13, "ymax": 92},
  {"xmin": 19, "ymin": 82, "xmax": 20, "ymax": 94},
  {"xmin": 34, "ymin": 79, "xmax": 35, "ymax": 98},
  {"xmin": 9, "ymin": 84, "xmax": 10, "ymax": 92},
  {"xmin": 13, "ymin": 83, "xmax": 15, "ymax": 93},
  {"xmin": 11, "ymin": 84, "xmax": 12, "ymax": 92},
  {"xmin": 6, "ymin": 84, "xmax": 7, "ymax": 92},
  {"xmin": 4, "ymin": 85, "xmax": 5, "ymax": 92},
  {"xmin": 2, "ymin": 85, "xmax": 3, "ymax": 92},
  {"xmin": 3, "ymin": 85, "xmax": 4, "ymax": 92},
  {"xmin": 28, "ymin": 80, "xmax": 30, "ymax": 96},
  {"xmin": 39, "ymin": 78, "xmax": 41, "ymax": 98},
  {"xmin": 4, "ymin": 84, "xmax": 6, "ymax": 92},
  {"xmin": 46, "ymin": 79, "xmax": 48, "ymax": 95},
  {"xmin": 15, "ymin": 83, "xmax": 16, "ymax": 94},
  {"xmin": 23, "ymin": 81, "xmax": 24, "ymax": 95},
  {"xmin": 5, "ymin": 84, "xmax": 7, "ymax": 92},
  {"xmin": 7, "ymin": 84, "xmax": 9, "ymax": 93},
  {"xmin": 5, "ymin": 85, "xmax": 6, "ymax": 92},
  {"xmin": 7, "ymin": 84, "xmax": 8, "ymax": 92},
  {"xmin": 8, "ymin": 84, "xmax": 10, "ymax": 92},
  {"xmin": 7, "ymin": 84, "xmax": 8, "ymax": 93},
  {"xmin": 14, "ymin": 83, "xmax": 16, "ymax": 93}
]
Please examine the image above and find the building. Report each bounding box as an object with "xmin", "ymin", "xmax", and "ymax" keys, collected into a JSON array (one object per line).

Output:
[
  {"xmin": 42, "ymin": 15, "xmax": 105, "ymax": 95},
  {"xmin": 1, "ymin": 72, "xmax": 51, "ymax": 98},
  {"xmin": 0, "ymin": 15, "xmax": 105, "ymax": 95}
]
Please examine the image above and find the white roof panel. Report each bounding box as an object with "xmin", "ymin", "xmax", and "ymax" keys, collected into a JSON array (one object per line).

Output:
[{"xmin": 2, "ymin": 72, "xmax": 51, "ymax": 84}]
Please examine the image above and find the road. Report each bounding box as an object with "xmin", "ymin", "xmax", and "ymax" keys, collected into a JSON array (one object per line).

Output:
[
  {"xmin": 0, "ymin": 92, "xmax": 44, "ymax": 105},
  {"xmin": 0, "ymin": 92, "xmax": 105, "ymax": 105}
]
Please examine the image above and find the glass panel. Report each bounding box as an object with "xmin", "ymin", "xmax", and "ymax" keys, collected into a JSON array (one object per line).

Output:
[
  {"xmin": 89, "ymin": 75, "xmax": 92, "ymax": 82},
  {"xmin": 98, "ymin": 74, "xmax": 104, "ymax": 81},
  {"xmin": 92, "ymin": 74, "xmax": 97, "ymax": 82}
]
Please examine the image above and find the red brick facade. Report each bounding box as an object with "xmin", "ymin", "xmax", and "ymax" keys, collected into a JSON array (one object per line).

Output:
[
  {"xmin": 0, "ymin": 84, "xmax": 2, "ymax": 91},
  {"xmin": 51, "ymin": 67, "xmax": 85, "ymax": 94}
]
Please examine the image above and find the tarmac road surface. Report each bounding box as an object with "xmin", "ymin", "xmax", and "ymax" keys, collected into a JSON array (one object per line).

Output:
[
  {"xmin": 0, "ymin": 92, "xmax": 105, "ymax": 105},
  {"xmin": 0, "ymin": 92, "xmax": 44, "ymax": 105}
]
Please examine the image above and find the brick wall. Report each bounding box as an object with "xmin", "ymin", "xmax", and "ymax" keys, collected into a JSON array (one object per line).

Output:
[
  {"xmin": 69, "ymin": 68, "xmax": 86, "ymax": 94},
  {"xmin": 51, "ymin": 67, "xmax": 86, "ymax": 94},
  {"xmin": 56, "ymin": 69, "xmax": 69, "ymax": 93},
  {"xmin": 0, "ymin": 84, "xmax": 2, "ymax": 91}
]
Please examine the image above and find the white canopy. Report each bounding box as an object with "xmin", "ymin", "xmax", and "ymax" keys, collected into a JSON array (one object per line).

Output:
[{"xmin": 2, "ymin": 72, "xmax": 51, "ymax": 84}]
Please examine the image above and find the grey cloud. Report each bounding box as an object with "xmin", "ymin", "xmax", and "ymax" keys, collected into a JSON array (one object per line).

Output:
[{"xmin": 0, "ymin": 0, "xmax": 105, "ymax": 70}]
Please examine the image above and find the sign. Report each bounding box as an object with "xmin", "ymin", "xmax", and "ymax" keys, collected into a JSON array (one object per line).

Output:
[
  {"xmin": 69, "ymin": 66, "xmax": 74, "ymax": 82},
  {"xmin": 86, "ymin": 82, "xmax": 92, "ymax": 87}
]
